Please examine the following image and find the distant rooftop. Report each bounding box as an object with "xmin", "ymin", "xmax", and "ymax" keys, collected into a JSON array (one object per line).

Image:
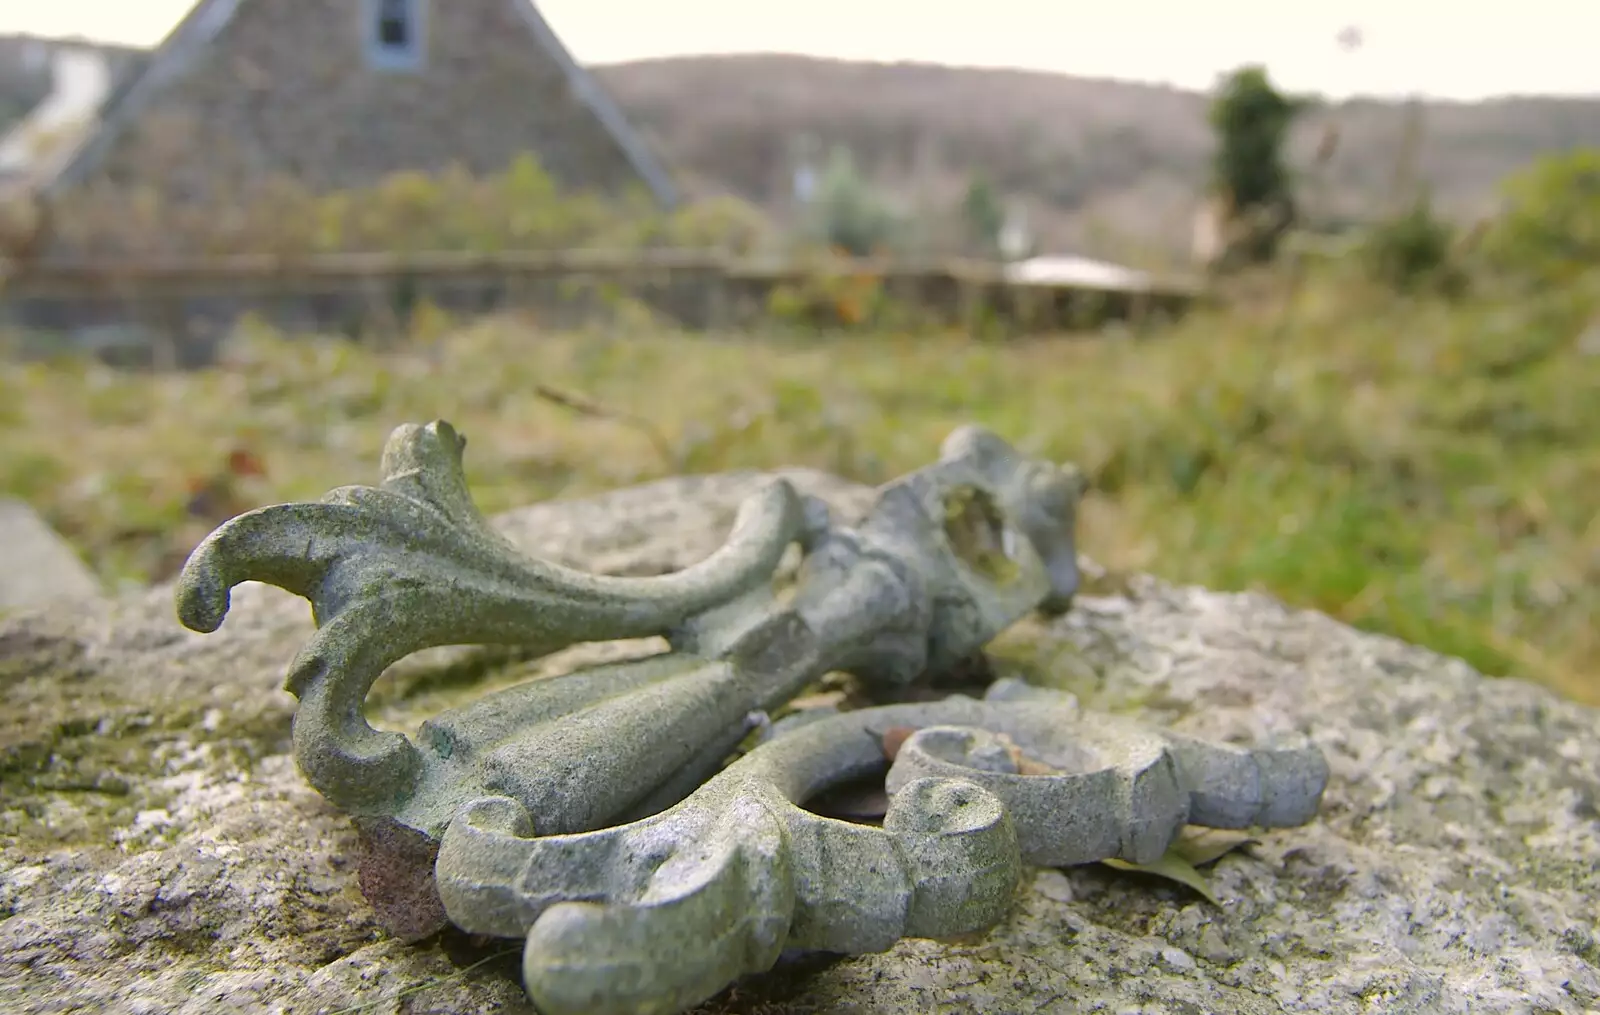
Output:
[
  {"xmin": 0, "ymin": 44, "xmax": 117, "ymax": 178},
  {"xmin": 1003, "ymin": 254, "xmax": 1154, "ymax": 292}
]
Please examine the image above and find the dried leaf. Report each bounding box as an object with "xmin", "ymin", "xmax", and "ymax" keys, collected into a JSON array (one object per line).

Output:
[
  {"xmin": 1098, "ymin": 828, "xmax": 1254, "ymax": 907},
  {"xmin": 226, "ymin": 447, "xmax": 267, "ymax": 477},
  {"xmin": 1017, "ymin": 756, "xmax": 1059, "ymax": 776},
  {"xmin": 1172, "ymin": 828, "xmax": 1257, "ymax": 868},
  {"xmin": 996, "ymin": 733, "xmax": 1061, "ymax": 776},
  {"xmin": 880, "ymin": 726, "xmax": 1062, "ymax": 775},
  {"xmin": 880, "ymin": 726, "xmax": 920, "ymax": 762},
  {"xmin": 1100, "ymin": 853, "xmax": 1221, "ymax": 906},
  {"xmin": 787, "ymin": 690, "xmax": 848, "ymax": 712}
]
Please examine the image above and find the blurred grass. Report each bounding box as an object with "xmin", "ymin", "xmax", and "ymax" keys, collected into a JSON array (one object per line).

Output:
[{"xmin": 2, "ymin": 267, "xmax": 1596, "ymax": 702}]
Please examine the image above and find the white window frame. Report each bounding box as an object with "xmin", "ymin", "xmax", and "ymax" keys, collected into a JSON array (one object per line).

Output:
[{"xmin": 364, "ymin": 0, "xmax": 426, "ymax": 72}]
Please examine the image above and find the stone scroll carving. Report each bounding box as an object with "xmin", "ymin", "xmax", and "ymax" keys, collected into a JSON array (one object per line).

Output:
[{"xmin": 176, "ymin": 421, "xmax": 1329, "ymax": 1015}]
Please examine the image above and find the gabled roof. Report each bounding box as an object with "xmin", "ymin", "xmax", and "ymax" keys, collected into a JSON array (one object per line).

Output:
[{"xmin": 35, "ymin": 0, "xmax": 679, "ymax": 207}]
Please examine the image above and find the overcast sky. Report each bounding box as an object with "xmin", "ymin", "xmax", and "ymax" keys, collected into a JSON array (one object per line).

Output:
[{"xmin": 3, "ymin": 0, "xmax": 1596, "ymax": 101}]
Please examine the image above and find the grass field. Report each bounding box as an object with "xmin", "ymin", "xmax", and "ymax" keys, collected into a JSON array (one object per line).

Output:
[{"xmin": 3, "ymin": 267, "xmax": 1596, "ymax": 702}]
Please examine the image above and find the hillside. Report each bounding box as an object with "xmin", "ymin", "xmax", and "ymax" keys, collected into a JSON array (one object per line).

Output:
[
  {"xmin": 594, "ymin": 55, "xmax": 1600, "ymax": 256},
  {"xmin": 3, "ymin": 42, "xmax": 1596, "ymax": 258}
]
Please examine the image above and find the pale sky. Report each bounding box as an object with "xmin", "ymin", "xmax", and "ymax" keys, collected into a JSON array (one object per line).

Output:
[{"xmin": 3, "ymin": 0, "xmax": 1597, "ymax": 101}]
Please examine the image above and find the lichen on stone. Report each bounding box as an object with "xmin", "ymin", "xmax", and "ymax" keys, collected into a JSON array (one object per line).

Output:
[{"xmin": 1, "ymin": 469, "xmax": 1597, "ymax": 1014}]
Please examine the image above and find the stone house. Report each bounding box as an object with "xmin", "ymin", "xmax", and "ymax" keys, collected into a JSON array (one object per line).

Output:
[{"xmin": 21, "ymin": 0, "xmax": 678, "ymax": 209}]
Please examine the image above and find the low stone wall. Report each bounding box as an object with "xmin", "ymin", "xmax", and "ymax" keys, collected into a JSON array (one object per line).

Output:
[{"xmin": 0, "ymin": 250, "xmax": 1201, "ymax": 368}]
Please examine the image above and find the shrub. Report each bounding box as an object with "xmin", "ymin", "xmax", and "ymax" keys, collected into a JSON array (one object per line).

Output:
[
  {"xmin": 1207, "ymin": 66, "xmax": 1302, "ymax": 266},
  {"xmin": 1361, "ymin": 196, "xmax": 1462, "ymax": 295},
  {"xmin": 800, "ymin": 146, "xmax": 905, "ymax": 257},
  {"xmin": 1479, "ymin": 147, "xmax": 1600, "ymax": 288},
  {"xmin": 764, "ymin": 264, "xmax": 915, "ymax": 331},
  {"xmin": 960, "ymin": 174, "xmax": 1007, "ymax": 258},
  {"xmin": 40, "ymin": 154, "xmax": 776, "ymax": 259}
]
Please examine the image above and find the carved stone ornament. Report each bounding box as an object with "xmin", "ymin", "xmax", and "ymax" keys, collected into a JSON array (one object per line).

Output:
[{"xmin": 175, "ymin": 421, "xmax": 1329, "ymax": 1015}]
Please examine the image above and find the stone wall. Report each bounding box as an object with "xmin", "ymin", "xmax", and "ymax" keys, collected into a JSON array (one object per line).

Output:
[
  {"xmin": 0, "ymin": 254, "xmax": 1198, "ymax": 369},
  {"xmin": 82, "ymin": 0, "xmax": 654, "ymax": 202},
  {"xmin": 0, "ymin": 253, "xmax": 736, "ymax": 367}
]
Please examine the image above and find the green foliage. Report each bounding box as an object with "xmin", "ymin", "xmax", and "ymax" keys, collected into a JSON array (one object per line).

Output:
[
  {"xmin": 51, "ymin": 155, "xmax": 775, "ymax": 258},
  {"xmin": 5, "ymin": 269, "xmax": 1598, "ymax": 703},
  {"xmin": 1480, "ymin": 147, "xmax": 1600, "ymax": 287},
  {"xmin": 622, "ymin": 194, "xmax": 773, "ymax": 254},
  {"xmin": 1101, "ymin": 829, "xmax": 1255, "ymax": 907},
  {"xmin": 960, "ymin": 174, "xmax": 1007, "ymax": 257},
  {"xmin": 763, "ymin": 263, "xmax": 932, "ymax": 333},
  {"xmin": 802, "ymin": 146, "xmax": 905, "ymax": 257},
  {"xmin": 1361, "ymin": 196, "xmax": 1462, "ymax": 295},
  {"xmin": 1208, "ymin": 66, "xmax": 1301, "ymax": 263},
  {"xmin": 602, "ymin": 56, "xmax": 1600, "ymax": 264}
]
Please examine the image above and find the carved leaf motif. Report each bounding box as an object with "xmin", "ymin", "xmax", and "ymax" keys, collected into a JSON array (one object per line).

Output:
[{"xmin": 172, "ymin": 419, "xmax": 807, "ymax": 812}]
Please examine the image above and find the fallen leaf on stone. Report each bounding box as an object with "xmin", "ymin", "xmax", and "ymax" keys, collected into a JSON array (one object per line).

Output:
[
  {"xmin": 879, "ymin": 726, "xmax": 1061, "ymax": 775},
  {"xmin": 1172, "ymin": 828, "xmax": 1257, "ymax": 867},
  {"xmin": 1100, "ymin": 853, "xmax": 1222, "ymax": 906},
  {"xmin": 1098, "ymin": 829, "xmax": 1254, "ymax": 907},
  {"xmin": 880, "ymin": 725, "xmax": 920, "ymax": 761},
  {"xmin": 996, "ymin": 733, "xmax": 1061, "ymax": 776},
  {"xmin": 787, "ymin": 690, "xmax": 849, "ymax": 711}
]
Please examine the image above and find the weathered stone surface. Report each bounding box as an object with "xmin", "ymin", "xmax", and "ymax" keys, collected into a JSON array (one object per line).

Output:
[
  {"xmin": 0, "ymin": 498, "xmax": 103, "ymax": 613},
  {"xmin": 3, "ymin": 469, "xmax": 1598, "ymax": 1015}
]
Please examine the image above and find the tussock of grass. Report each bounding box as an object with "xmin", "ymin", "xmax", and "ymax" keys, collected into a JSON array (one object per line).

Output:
[{"xmin": 3, "ymin": 270, "xmax": 1596, "ymax": 701}]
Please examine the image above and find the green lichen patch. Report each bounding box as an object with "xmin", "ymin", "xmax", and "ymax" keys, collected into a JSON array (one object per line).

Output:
[
  {"xmin": 942, "ymin": 484, "xmax": 1020, "ymax": 585},
  {"xmin": 983, "ymin": 621, "xmax": 1115, "ymax": 705},
  {"xmin": 1, "ymin": 724, "xmax": 273, "ymax": 853},
  {"xmin": 363, "ymin": 644, "xmax": 547, "ymax": 711},
  {"xmin": 0, "ymin": 628, "xmax": 97, "ymax": 686},
  {"xmin": 1, "ymin": 640, "xmax": 298, "ymax": 854}
]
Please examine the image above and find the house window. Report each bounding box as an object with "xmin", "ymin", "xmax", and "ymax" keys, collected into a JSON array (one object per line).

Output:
[{"xmin": 365, "ymin": 0, "xmax": 424, "ymax": 71}]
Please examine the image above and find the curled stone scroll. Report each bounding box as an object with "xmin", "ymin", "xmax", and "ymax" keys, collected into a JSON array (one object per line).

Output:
[{"xmin": 175, "ymin": 420, "xmax": 1329, "ymax": 1015}]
